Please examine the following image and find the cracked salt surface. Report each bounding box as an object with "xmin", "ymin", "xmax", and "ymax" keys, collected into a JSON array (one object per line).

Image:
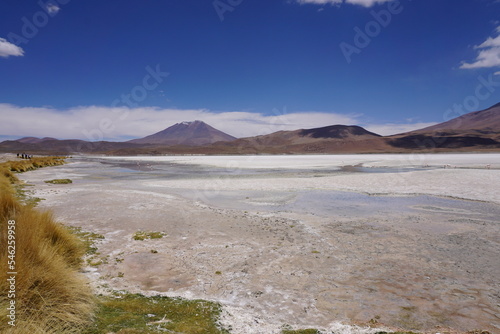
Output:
[{"xmin": 17, "ymin": 154, "xmax": 500, "ymax": 333}]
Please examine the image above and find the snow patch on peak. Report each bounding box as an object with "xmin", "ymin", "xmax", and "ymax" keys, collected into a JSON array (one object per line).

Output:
[{"xmin": 180, "ymin": 120, "xmax": 203, "ymax": 126}]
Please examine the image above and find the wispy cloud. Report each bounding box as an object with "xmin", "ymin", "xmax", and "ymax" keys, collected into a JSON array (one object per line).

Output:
[
  {"xmin": 296, "ymin": 0, "xmax": 342, "ymax": 5},
  {"xmin": 46, "ymin": 3, "xmax": 61, "ymax": 15},
  {"xmin": 460, "ymin": 26, "xmax": 500, "ymax": 69},
  {"xmin": 0, "ymin": 104, "xmax": 432, "ymax": 141},
  {"xmin": 344, "ymin": 0, "xmax": 394, "ymax": 7},
  {"xmin": 296, "ymin": 0, "xmax": 395, "ymax": 7},
  {"xmin": 0, "ymin": 38, "xmax": 24, "ymax": 58}
]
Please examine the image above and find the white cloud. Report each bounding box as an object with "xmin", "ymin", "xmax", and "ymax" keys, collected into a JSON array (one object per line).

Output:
[
  {"xmin": 296, "ymin": 0, "xmax": 342, "ymax": 5},
  {"xmin": 476, "ymin": 35, "xmax": 500, "ymax": 48},
  {"xmin": 460, "ymin": 47, "xmax": 500, "ymax": 69},
  {"xmin": 296, "ymin": 0, "xmax": 394, "ymax": 7},
  {"xmin": 495, "ymin": 71, "xmax": 500, "ymax": 76},
  {"xmin": 344, "ymin": 0, "xmax": 394, "ymax": 7},
  {"xmin": 0, "ymin": 104, "xmax": 431, "ymax": 141},
  {"xmin": 46, "ymin": 3, "xmax": 61, "ymax": 14},
  {"xmin": 0, "ymin": 104, "xmax": 361, "ymax": 140},
  {"xmin": 0, "ymin": 38, "xmax": 24, "ymax": 58},
  {"xmin": 460, "ymin": 27, "xmax": 500, "ymax": 69}
]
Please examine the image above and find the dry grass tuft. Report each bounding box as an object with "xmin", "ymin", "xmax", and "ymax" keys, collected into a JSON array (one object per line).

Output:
[
  {"xmin": 6, "ymin": 157, "xmax": 65, "ymax": 173},
  {"xmin": 0, "ymin": 157, "xmax": 95, "ymax": 333}
]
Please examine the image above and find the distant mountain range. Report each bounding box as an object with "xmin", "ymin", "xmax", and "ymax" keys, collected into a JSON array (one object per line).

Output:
[
  {"xmin": 1, "ymin": 103, "xmax": 499, "ymax": 155},
  {"xmin": 16, "ymin": 137, "xmax": 58, "ymax": 144}
]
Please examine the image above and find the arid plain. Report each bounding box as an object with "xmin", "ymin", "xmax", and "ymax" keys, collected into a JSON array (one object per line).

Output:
[{"xmin": 17, "ymin": 154, "xmax": 500, "ymax": 333}]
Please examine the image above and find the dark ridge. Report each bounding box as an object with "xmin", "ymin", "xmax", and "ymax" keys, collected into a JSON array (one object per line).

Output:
[
  {"xmin": 389, "ymin": 135, "xmax": 499, "ymax": 150},
  {"xmin": 300, "ymin": 125, "xmax": 381, "ymax": 139}
]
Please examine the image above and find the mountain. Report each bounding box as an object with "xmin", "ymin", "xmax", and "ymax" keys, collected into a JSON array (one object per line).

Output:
[
  {"xmin": 16, "ymin": 137, "xmax": 58, "ymax": 144},
  {"xmin": 241, "ymin": 125, "xmax": 381, "ymax": 146},
  {"xmin": 1, "ymin": 104, "xmax": 499, "ymax": 155},
  {"xmin": 299, "ymin": 125, "xmax": 381, "ymax": 139},
  {"xmin": 209, "ymin": 125, "xmax": 388, "ymax": 154},
  {"xmin": 412, "ymin": 102, "xmax": 500, "ymax": 134},
  {"xmin": 387, "ymin": 103, "xmax": 500, "ymax": 150},
  {"xmin": 0, "ymin": 137, "xmax": 148, "ymax": 155},
  {"xmin": 128, "ymin": 120, "xmax": 236, "ymax": 146}
]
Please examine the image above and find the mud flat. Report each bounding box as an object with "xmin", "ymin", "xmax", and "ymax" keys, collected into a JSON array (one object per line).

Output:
[{"xmin": 17, "ymin": 154, "xmax": 500, "ymax": 333}]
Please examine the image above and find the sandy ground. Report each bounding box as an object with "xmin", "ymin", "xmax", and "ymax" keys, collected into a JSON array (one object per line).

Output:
[{"xmin": 13, "ymin": 154, "xmax": 500, "ymax": 334}]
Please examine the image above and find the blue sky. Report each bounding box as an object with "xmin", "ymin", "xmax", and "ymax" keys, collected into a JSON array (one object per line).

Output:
[{"xmin": 1, "ymin": 0, "xmax": 499, "ymax": 140}]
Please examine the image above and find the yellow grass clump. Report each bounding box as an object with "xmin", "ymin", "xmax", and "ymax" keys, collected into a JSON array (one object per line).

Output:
[
  {"xmin": 0, "ymin": 157, "xmax": 95, "ymax": 333},
  {"xmin": 6, "ymin": 157, "xmax": 66, "ymax": 173}
]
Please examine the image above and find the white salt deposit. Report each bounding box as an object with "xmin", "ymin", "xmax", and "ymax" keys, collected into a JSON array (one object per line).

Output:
[
  {"xmin": 107, "ymin": 154, "xmax": 500, "ymax": 204},
  {"xmin": 98, "ymin": 153, "xmax": 500, "ymax": 169}
]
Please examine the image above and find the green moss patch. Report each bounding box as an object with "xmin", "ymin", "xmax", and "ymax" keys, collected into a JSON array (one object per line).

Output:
[
  {"xmin": 133, "ymin": 231, "xmax": 166, "ymax": 241},
  {"xmin": 45, "ymin": 178, "xmax": 73, "ymax": 184},
  {"xmin": 68, "ymin": 226, "xmax": 105, "ymax": 255},
  {"xmin": 282, "ymin": 329, "xmax": 320, "ymax": 334},
  {"xmin": 82, "ymin": 293, "xmax": 229, "ymax": 334},
  {"xmin": 14, "ymin": 183, "xmax": 44, "ymax": 207}
]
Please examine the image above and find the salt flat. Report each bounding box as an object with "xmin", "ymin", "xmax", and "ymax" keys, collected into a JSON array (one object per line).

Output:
[
  {"xmin": 17, "ymin": 154, "xmax": 500, "ymax": 333},
  {"xmin": 100, "ymin": 153, "xmax": 500, "ymax": 169},
  {"xmin": 99, "ymin": 153, "xmax": 500, "ymax": 204}
]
